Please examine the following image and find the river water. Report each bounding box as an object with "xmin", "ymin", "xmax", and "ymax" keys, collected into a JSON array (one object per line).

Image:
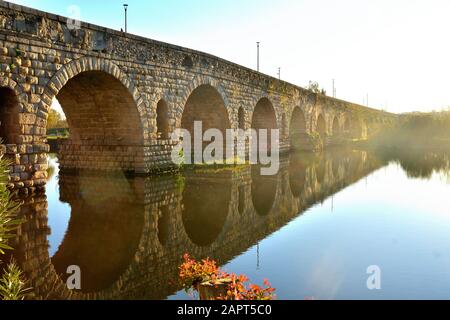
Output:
[{"xmin": 8, "ymin": 147, "xmax": 450, "ymax": 300}]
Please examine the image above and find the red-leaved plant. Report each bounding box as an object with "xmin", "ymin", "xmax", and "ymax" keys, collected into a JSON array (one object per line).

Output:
[
  {"xmin": 179, "ymin": 254, "xmax": 220, "ymax": 291},
  {"xmin": 179, "ymin": 254, "xmax": 276, "ymax": 300}
]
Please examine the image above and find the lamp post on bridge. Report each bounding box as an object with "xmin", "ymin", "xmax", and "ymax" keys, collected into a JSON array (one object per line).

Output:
[
  {"xmin": 123, "ymin": 4, "xmax": 128, "ymax": 33},
  {"xmin": 257, "ymin": 42, "xmax": 260, "ymax": 72},
  {"xmin": 332, "ymin": 79, "xmax": 336, "ymax": 98}
]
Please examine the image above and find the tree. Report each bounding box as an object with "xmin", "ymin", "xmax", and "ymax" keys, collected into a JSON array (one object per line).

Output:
[
  {"xmin": 47, "ymin": 109, "xmax": 68, "ymax": 129},
  {"xmin": 306, "ymin": 81, "xmax": 327, "ymax": 95},
  {"xmin": 47, "ymin": 109, "xmax": 61, "ymax": 129}
]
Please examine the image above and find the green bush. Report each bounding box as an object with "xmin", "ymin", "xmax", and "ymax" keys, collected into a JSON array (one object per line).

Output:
[
  {"xmin": 0, "ymin": 155, "xmax": 29, "ymax": 300},
  {"xmin": 0, "ymin": 158, "xmax": 21, "ymax": 254},
  {"xmin": 0, "ymin": 262, "xmax": 30, "ymax": 300}
]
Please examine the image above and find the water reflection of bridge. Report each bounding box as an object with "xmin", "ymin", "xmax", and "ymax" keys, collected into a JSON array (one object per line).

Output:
[{"xmin": 9, "ymin": 149, "xmax": 383, "ymax": 300}]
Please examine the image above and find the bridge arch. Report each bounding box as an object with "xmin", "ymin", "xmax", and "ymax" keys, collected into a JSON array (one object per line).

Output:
[
  {"xmin": 251, "ymin": 97, "xmax": 278, "ymax": 155},
  {"xmin": 289, "ymin": 107, "xmax": 308, "ymax": 150},
  {"xmin": 178, "ymin": 76, "xmax": 230, "ymax": 125},
  {"xmin": 180, "ymin": 84, "xmax": 231, "ymax": 161},
  {"xmin": 37, "ymin": 58, "xmax": 148, "ymax": 173},
  {"xmin": 39, "ymin": 58, "xmax": 149, "ymax": 136},
  {"xmin": 332, "ymin": 116, "xmax": 340, "ymax": 136},
  {"xmin": 316, "ymin": 113, "xmax": 327, "ymax": 138},
  {"xmin": 0, "ymin": 77, "xmax": 27, "ymax": 145},
  {"xmin": 0, "ymin": 86, "xmax": 20, "ymax": 144}
]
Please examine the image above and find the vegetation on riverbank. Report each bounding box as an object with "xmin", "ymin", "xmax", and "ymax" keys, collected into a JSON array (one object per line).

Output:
[{"xmin": 0, "ymin": 155, "xmax": 30, "ymax": 300}]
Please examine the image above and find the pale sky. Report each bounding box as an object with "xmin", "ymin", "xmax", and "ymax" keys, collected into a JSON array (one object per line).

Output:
[{"xmin": 8, "ymin": 0, "xmax": 450, "ymax": 113}]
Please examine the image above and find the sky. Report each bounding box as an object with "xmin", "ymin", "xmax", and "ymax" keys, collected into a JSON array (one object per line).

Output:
[{"xmin": 8, "ymin": 0, "xmax": 450, "ymax": 113}]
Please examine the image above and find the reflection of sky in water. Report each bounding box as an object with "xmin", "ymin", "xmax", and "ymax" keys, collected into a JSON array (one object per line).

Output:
[
  {"xmin": 171, "ymin": 163, "xmax": 450, "ymax": 300},
  {"xmin": 46, "ymin": 155, "xmax": 71, "ymax": 257}
]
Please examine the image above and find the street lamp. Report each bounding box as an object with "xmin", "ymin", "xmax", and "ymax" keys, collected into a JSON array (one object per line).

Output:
[
  {"xmin": 123, "ymin": 4, "xmax": 128, "ymax": 33},
  {"xmin": 256, "ymin": 42, "xmax": 260, "ymax": 72}
]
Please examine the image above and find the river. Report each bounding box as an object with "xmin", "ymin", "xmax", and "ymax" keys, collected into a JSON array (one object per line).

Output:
[{"xmin": 7, "ymin": 147, "xmax": 450, "ymax": 300}]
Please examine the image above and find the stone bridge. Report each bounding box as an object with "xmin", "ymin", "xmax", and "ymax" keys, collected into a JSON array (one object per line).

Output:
[
  {"xmin": 0, "ymin": 2, "xmax": 396, "ymax": 193},
  {"xmin": 8, "ymin": 150, "xmax": 385, "ymax": 300}
]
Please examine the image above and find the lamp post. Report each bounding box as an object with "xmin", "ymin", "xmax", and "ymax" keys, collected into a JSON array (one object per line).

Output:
[
  {"xmin": 123, "ymin": 4, "xmax": 128, "ymax": 33},
  {"xmin": 257, "ymin": 42, "xmax": 260, "ymax": 72},
  {"xmin": 332, "ymin": 79, "xmax": 335, "ymax": 98}
]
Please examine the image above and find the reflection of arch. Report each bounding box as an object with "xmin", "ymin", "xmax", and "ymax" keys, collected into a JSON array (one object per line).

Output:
[
  {"xmin": 238, "ymin": 185, "xmax": 245, "ymax": 215},
  {"xmin": 332, "ymin": 157, "xmax": 341, "ymax": 180},
  {"xmin": 251, "ymin": 166, "xmax": 277, "ymax": 216},
  {"xmin": 289, "ymin": 155, "xmax": 307, "ymax": 198},
  {"xmin": 315, "ymin": 158, "xmax": 326, "ymax": 185},
  {"xmin": 0, "ymin": 86, "xmax": 20, "ymax": 144},
  {"xmin": 52, "ymin": 178, "xmax": 144, "ymax": 293},
  {"xmin": 182, "ymin": 176, "xmax": 231, "ymax": 247},
  {"xmin": 156, "ymin": 100, "xmax": 169, "ymax": 140},
  {"xmin": 316, "ymin": 114, "xmax": 326, "ymax": 138},
  {"xmin": 157, "ymin": 205, "xmax": 170, "ymax": 246},
  {"xmin": 181, "ymin": 84, "xmax": 231, "ymax": 160},
  {"xmin": 290, "ymin": 107, "xmax": 308, "ymax": 150}
]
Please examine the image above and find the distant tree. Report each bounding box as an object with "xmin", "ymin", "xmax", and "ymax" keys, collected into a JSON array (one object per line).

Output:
[
  {"xmin": 47, "ymin": 109, "xmax": 68, "ymax": 129},
  {"xmin": 47, "ymin": 109, "xmax": 61, "ymax": 129},
  {"xmin": 306, "ymin": 81, "xmax": 327, "ymax": 95}
]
